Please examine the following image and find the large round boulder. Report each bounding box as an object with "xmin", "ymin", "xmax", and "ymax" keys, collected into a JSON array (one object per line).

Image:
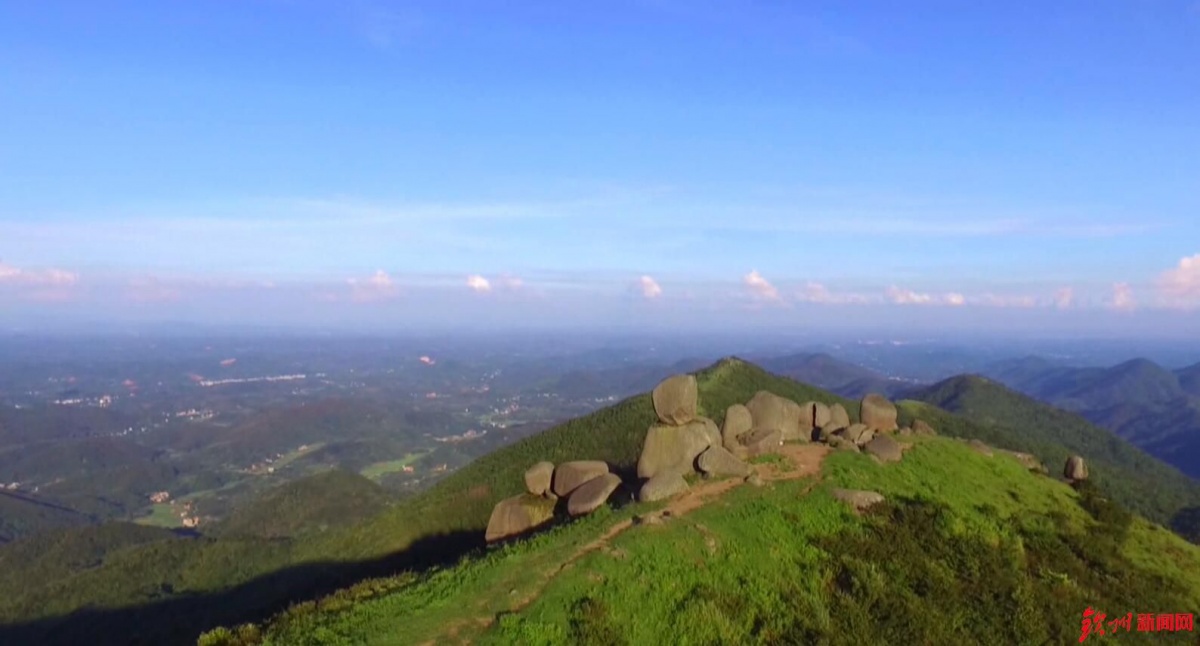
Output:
[
  {"xmin": 1064, "ymin": 455, "xmax": 1088, "ymax": 481},
  {"xmin": 524, "ymin": 461, "xmax": 554, "ymax": 496},
  {"xmin": 722, "ymin": 404, "xmax": 753, "ymax": 450},
  {"xmin": 860, "ymin": 394, "xmax": 899, "ymax": 432},
  {"xmin": 552, "ymin": 460, "xmax": 610, "ymax": 497},
  {"xmin": 840, "ymin": 423, "xmax": 869, "ymax": 445},
  {"xmin": 637, "ymin": 421, "xmax": 714, "ymax": 479},
  {"xmin": 639, "ymin": 472, "xmax": 689, "ymax": 502},
  {"xmin": 567, "ymin": 473, "xmax": 623, "ymax": 516},
  {"xmin": 696, "ymin": 445, "xmax": 751, "ymax": 478},
  {"xmin": 485, "ymin": 494, "xmax": 557, "ymax": 543},
  {"xmin": 865, "ymin": 434, "xmax": 902, "ymax": 463},
  {"xmin": 829, "ymin": 403, "xmax": 851, "ymax": 429},
  {"xmin": 652, "ymin": 375, "xmax": 698, "ymax": 425},
  {"xmin": 746, "ymin": 391, "xmax": 805, "ymax": 441}
]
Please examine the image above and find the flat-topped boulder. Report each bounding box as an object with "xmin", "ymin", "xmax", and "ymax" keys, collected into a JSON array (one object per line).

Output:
[
  {"xmin": 640, "ymin": 472, "xmax": 689, "ymax": 502},
  {"xmin": 722, "ymin": 404, "xmax": 753, "ymax": 450},
  {"xmin": 739, "ymin": 427, "xmax": 783, "ymax": 456},
  {"xmin": 652, "ymin": 374, "xmax": 698, "ymax": 425},
  {"xmin": 860, "ymin": 393, "xmax": 899, "ymax": 432},
  {"xmin": 524, "ymin": 461, "xmax": 554, "ymax": 496},
  {"xmin": 831, "ymin": 488, "xmax": 885, "ymax": 511},
  {"xmin": 865, "ymin": 434, "xmax": 902, "ymax": 463},
  {"xmin": 1064, "ymin": 455, "xmax": 1088, "ymax": 481},
  {"xmin": 638, "ymin": 420, "xmax": 715, "ymax": 479},
  {"xmin": 552, "ymin": 460, "xmax": 610, "ymax": 497},
  {"xmin": 746, "ymin": 391, "xmax": 805, "ymax": 441},
  {"xmin": 567, "ymin": 473, "xmax": 623, "ymax": 516},
  {"xmin": 697, "ymin": 445, "xmax": 751, "ymax": 478},
  {"xmin": 485, "ymin": 494, "xmax": 557, "ymax": 543}
]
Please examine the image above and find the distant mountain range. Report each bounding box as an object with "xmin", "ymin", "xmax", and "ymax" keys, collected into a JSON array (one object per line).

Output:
[
  {"xmin": 754, "ymin": 352, "xmax": 920, "ymax": 399},
  {"xmin": 983, "ymin": 356, "xmax": 1200, "ymax": 478}
]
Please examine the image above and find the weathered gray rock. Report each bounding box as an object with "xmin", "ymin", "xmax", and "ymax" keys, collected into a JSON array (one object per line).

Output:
[
  {"xmin": 865, "ymin": 434, "xmax": 902, "ymax": 463},
  {"xmin": 722, "ymin": 404, "xmax": 753, "ymax": 450},
  {"xmin": 739, "ymin": 427, "xmax": 783, "ymax": 456},
  {"xmin": 836, "ymin": 440, "xmax": 861, "ymax": 452},
  {"xmin": 485, "ymin": 494, "xmax": 557, "ymax": 542},
  {"xmin": 860, "ymin": 393, "xmax": 899, "ymax": 432},
  {"xmin": 567, "ymin": 473, "xmax": 623, "ymax": 516},
  {"xmin": 652, "ymin": 374, "xmax": 698, "ymax": 425},
  {"xmin": 810, "ymin": 401, "xmax": 833, "ymax": 430},
  {"xmin": 1064, "ymin": 455, "xmax": 1088, "ymax": 481},
  {"xmin": 840, "ymin": 423, "xmax": 869, "ymax": 445},
  {"xmin": 697, "ymin": 445, "xmax": 751, "ymax": 477},
  {"xmin": 523, "ymin": 461, "xmax": 554, "ymax": 496},
  {"xmin": 816, "ymin": 422, "xmax": 841, "ymax": 443},
  {"xmin": 637, "ymin": 421, "xmax": 715, "ymax": 479},
  {"xmin": 1006, "ymin": 451, "xmax": 1045, "ymax": 473},
  {"xmin": 639, "ymin": 472, "xmax": 689, "ymax": 502},
  {"xmin": 968, "ymin": 440, "xmax": 994, "ymax": 457},
  {"xmin": 831, "ymin": 488, "xmax": 886, "ymax": 511},
  {"xmin": 829, "ymin": 403, "xmax": 851, "ymax": 429},
  {"xmin": 912, "ymin": 419, "xmax": 937, "ymax": 436},
  {"xmin": 744, "ymin": 472, "xmax": 764, "ymax": 487},
  {"xmin": 857, "ymin": 428, "xmax": 876, "ymax": 447},
  {"xmin": 746, "ymin": 391, "xmax": 805, "ymax": 441},
  {"xmin": 552, "ymin": 460, "xmax": 610, "ymax": 497}
]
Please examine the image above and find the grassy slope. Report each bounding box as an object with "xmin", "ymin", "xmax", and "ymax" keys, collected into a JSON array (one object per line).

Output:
[
  {"xmin": 225, "ymin": 437, "xmax": 1200, "ymax": 645},
  {"xmin": 906, "ymin": 375, "xmax": 1200, "ymax": 524}
]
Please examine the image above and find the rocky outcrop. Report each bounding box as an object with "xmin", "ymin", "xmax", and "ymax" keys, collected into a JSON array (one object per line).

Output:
[
  {"xmin": 697, "ymin": 417, "xmax": 721, "ymax": 448},
  {"xmin": 1064, "ymin": 455, "xmax": 1088, "ymax": 481},
  {"xmin": 640, "ymin": 472, "xmax": 689, "ymax": 502},
  {"xmin": 1005, "ymin": 451, "xmax": 1045, "ymax": 473},
  {"xmin": 829, "ymin": 403, "xmax": 851, "ymax": 429},
  {"xmin": 897, "ymin": 427, "xmax": 913, "ymax": 436},
  {"xmin": 652, "ymin": 374, "xmax": 698, "ymax": 425},
  {"xmin": 697, "ymin": 445, "xmax": 751, "ymax": 478},
  {"xmin": 567, "ymin": 473, "xmax": 623, "ymax": 516},
  {"xmin": 968, "ymin": 440, "xmax": 994, "ymax": 457},
  {"xmin": 860, "ymin": 394, "xmax": 899, "ymax": 432},
  {"xmin": 637, "ymin": 421, "xmax": 716, "ymax": 479},
  {"xmin": 739, "ymin": 428, "xmax": 783, "ymax": 456},
  {"xmin": 831, "ymin": 488, "xmax": 885, "ymax": 511},
  {"xmin": 840, "ymin": 423, "xmax": 869, "ymax": 445},
  {"xmin": 524, "ymin": 461, "xmax": 554, "ymax": 496},
  {"xmin": 865, "ymin": 434, "xmax": 902, "ymax": 463},
  {"xmin": 810, "ymin": 402, "xmax": 833, "ymax": 430},
  {"xmin": 722, "ymin": 404, "xmax": 753, "ymax": 450},
  {"xmin": 746, "ymin": 391, "xmax": 805, "ymax": 441},
  {"xmin": 485, "ymin": 494, "xmax": 557, "ymax": 542},
  {"xmin": 552, "ymin": 460, "xmax": 611, "ymax": 497},
  {"xmin": 912, "ymin": 419, "xmax": 937, "ymax": 436}
]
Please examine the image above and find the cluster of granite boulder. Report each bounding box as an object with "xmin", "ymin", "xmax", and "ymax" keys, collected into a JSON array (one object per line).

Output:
[{"xmin": 485, "ymin": 459, "xmax": 624, "ymax": 543}]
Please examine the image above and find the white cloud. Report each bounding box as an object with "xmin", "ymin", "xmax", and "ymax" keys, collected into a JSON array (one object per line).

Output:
[
  {"xmin": 0, "ymin": 262, "xmax": 79, "ymax": 287},
  {"xmin": 1109, "ymin": 282, "xmax": 1136, "ymax": 312},
  {"xmin": 885, "ymin": 286, "xmax": 934, "ymax": 305},
  {"xmin": 1053, "ymin": 287, "xmax": 1075, "ymax": 310},
  {"xmin": 638, "ymin": 275, "xmax": 663, "ymax": 299},
  {"xmin": 944, "ymin": 293, "xmax": 966, "ymax": 307},
  {"xmin": 466, "ymin": 275, "xmax": 491, "ymax": 293},
  {"xmin": 347, "ymin": 270, "xmax": 398, "ymax": 302},
  {"xmin": 1157, "ymin": 254, "xmax": 1200, "ymax": 307},
  {"xmin": 795, "ymin": 282, "xmax": 874, "ymax": 305},
  {"xmin": 975, "ymin": 293, "xmax": 1037, "ymax": 309},
  {"xmin": 743, "ymin": 270, "xmax": 780, "ymax": 301}
]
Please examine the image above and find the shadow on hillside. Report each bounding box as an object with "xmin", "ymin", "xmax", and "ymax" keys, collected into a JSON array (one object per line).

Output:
[{"xmin": 0, "ymin": 529, "xmax": 484, "ymax": 646}]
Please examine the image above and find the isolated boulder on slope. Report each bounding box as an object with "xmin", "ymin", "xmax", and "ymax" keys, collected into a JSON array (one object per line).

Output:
[
  {"xmin": 652, "ymin": 375, "xmax": 698, "ymax": 425},
  {"xmin": 860, "ymin": 393, "xmax": 899, "ymax": 432},
  {"xmin": 524, "ymin": 461, "xmax": 554, "ymax": 496},
  {"xmin": 485, "ymin": 494, "xmax": 557, "ymax": 543},
  {"xmin": 1064, "ymin": 455, "xmax": 1089, "ymax": 481},
  {"xmin": 552, "ymin": 461, "xmax": 610, "ymax": 497},
  {"xmin": 567, "ymin": 473, "xmax": 623, "ymax": 516}
]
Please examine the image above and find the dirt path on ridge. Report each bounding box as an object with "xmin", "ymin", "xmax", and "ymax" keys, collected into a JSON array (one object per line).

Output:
[{"xmin": 434, "ymin": 442, "xmax": 832, "ymax": 645}]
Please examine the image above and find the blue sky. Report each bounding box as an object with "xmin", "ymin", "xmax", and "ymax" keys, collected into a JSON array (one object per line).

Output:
[{"xmin": 2, "ymin": 1, "xmax": 1199, "ymax": 334}]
